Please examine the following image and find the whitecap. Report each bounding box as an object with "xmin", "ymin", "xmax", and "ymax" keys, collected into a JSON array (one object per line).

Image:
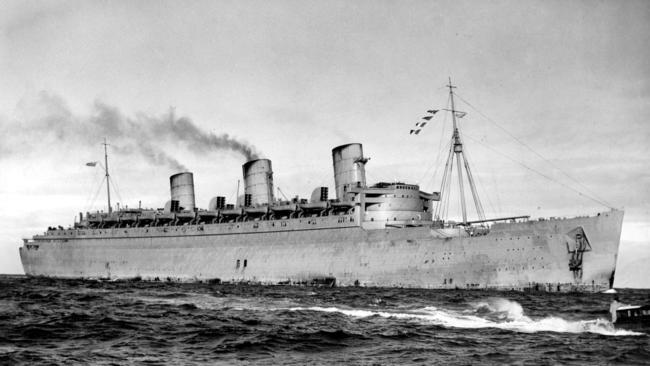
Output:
[{"xmin": 289, "ymin": 299, "xmax": 644, "ymax": 337}]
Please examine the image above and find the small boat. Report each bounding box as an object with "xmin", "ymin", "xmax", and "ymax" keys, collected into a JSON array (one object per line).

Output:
[{"xmin": 612, "ymin": 304, "xmax": 650, "ymax": 330}]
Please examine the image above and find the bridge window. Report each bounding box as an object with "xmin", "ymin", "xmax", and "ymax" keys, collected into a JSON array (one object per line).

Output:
[
  {"xmin": 236, "ymin": 259, "xmax": 240, "ymax": 269},
  {"xmin": 244, "ymin": 259, "xmax": 247, "ymax": 268}
]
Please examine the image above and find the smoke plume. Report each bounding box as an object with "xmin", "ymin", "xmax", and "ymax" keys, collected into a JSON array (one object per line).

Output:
[
  {"xmin": 161, "ymin": 116, "xmax": 258, "ymax": 161},
  {"xmin": 1, "ymin": 92, "xmax": 260, "ymax": 169}
]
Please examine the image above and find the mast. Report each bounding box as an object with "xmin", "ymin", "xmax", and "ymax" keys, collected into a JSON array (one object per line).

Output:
[
  {"xmin": 103, "ymin": 138, "xmax": 112, "ymax": 213},
  {"xmin": 434, "ymin": 78, "xmax": 485, "ymax": 225},
  {"xmin": 448, "ymin": 78, "xmax": 468, "ymax": 225}
]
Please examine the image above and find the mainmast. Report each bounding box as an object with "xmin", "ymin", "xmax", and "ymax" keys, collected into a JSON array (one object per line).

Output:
[{"xmin": 103, "ymin": 138, "xmax": 112, "ymax": 213}]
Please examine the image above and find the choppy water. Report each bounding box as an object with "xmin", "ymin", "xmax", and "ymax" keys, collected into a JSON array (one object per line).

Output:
[{"xmin": 0, "ymin": 275, "xmax": 648, "ymax": 365}]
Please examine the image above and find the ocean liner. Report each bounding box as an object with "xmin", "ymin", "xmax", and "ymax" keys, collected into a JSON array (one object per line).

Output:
[{"xmin": 19, "ymin": 82, "xmax": 624, "ymax": 291}]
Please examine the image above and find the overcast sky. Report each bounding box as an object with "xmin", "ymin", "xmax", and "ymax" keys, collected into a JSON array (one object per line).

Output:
[{"xmin": 1, "ymin": 0, "xmax": 648, "ymax": 285}]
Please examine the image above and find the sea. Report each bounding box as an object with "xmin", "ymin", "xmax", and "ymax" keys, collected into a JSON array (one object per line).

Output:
[{"xmin": 0, "ymin": 275, "xmax": 648, "ymax": 365}]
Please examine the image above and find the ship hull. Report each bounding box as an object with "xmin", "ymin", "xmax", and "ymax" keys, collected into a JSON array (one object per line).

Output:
[{"xmin": 20, "ymin": 210, "xmax": 623, "ymax": 291}]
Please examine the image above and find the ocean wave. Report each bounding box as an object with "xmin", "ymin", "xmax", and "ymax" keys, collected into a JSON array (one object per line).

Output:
[{"xmin": 3, "ymin": 277, "xmax": 648, "ymax": 365}]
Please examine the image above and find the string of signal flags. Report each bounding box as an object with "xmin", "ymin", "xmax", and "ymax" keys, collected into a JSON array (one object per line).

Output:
[{"xmin": 409, "ymin": 109, "xmax": 466, "ymax": 135}]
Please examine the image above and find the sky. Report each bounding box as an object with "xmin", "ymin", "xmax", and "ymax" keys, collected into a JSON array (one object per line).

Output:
[{"xmin": 0, "ymin": 0, "xmax": 648, "ymax": 287}]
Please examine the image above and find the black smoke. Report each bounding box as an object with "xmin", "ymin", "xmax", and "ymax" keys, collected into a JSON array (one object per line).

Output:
[{"xmin": 1, "ymin": 92, "xmax": 260, "ymax": 169}]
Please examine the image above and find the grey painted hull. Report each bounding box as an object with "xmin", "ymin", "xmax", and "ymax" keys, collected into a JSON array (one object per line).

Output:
[{"xmin": 20, "ymin": 209, "xmax": 623, "ymax": 291}]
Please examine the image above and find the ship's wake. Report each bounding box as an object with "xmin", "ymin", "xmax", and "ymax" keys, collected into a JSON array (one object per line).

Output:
[
  {"xmin": 136, "ymin": 292, "xmax": 642, "ymax": 337},
  {"xmin": 289, "ymin": 298, "xmax": 642, "ymax": 337}
]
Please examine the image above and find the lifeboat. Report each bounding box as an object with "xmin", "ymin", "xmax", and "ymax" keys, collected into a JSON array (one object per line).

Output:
[
  {"xmin": 154, "ymin": 212, "xmax": 175, "ymax": 226},
  {"xmin": 197, "ymin": 210, "xmax": 220, "ymax": 224},
  {"xmin": 175, "ymin": 211, "xmax": 196, "ymax": 224}
]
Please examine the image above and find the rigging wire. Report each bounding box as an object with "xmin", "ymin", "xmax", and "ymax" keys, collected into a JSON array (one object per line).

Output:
[
  {"xmin": 97, "ymin": 161, "xmax": 124, "ymax": 209},
  {"xmin": 456, "ymin": 127, "xmax": 491, "ymax": 220},
  {"xmin": 433, "ymin": 94, "xmax": 454, "ymax": 220},
  {"xmin": 83, "ymin": 165, "xmax": 105, "ymax": 212},
  {"xmin": 426, "ymin": 139, "xmax": 452, "ymax": 191},
  {"xmin": 455, "ymin": 166, "xmax": 464, "ymax": 222},
  {"xmin": 459, "ymin": 138, "xmax": 498, "ymax": 218},
  {"xmin": 461, "ymin": 131, "xmax": 611, "ymax": 207},
  {"xmin": 435, "ymin": 143, "xmax": 454, "ymax": 220},
  {"xmin": 108, "ymin": 176, "xmax": 124, "ymax": 207},
  {"xmin": 87, "ymin": 176, "xmax": 107, "ymax": 212},
  {"xmin": 419, "ymin": 92, "xmax": 452, "ymax": 191},
  {"xmin": 453, "ymin": 92, "xmax": 613, "ymax": 208},
  {"xmin": 461, "ymin": 153, "xmax": 486, "ymax": 221}
]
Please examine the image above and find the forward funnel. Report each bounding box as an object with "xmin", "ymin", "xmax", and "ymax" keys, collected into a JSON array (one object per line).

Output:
[{"xmin": 242, "ymin": 159, "xmax": 274, "ymax": 206}]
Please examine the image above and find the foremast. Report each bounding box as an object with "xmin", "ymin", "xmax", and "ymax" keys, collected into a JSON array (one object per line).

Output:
[{"xmin": 435, "ymin": 79, "xmax": 485, "ymax": 226}]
